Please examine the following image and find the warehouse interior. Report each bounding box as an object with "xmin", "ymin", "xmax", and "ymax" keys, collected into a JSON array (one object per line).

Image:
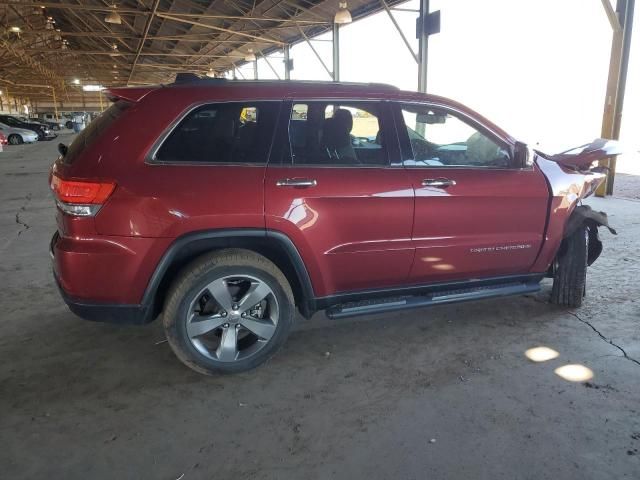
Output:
[{"xmin": 1, "ymin": 0, "xmax": 639, "ymax": 479}]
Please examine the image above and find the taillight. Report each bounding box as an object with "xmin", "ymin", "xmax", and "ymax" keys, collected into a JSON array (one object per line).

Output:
[{"xmin": 50, "ymin": 174, "xmax": 116, "ymax": 216}]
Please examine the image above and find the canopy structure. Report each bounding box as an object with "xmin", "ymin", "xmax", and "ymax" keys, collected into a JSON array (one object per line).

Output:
[{"xmin": 0, "ymin": 0, "xmax": 409, "ymax": 100}]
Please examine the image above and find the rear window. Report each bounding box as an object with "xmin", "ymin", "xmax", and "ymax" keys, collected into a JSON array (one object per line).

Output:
[
  {"xmin": 154, "ymin": 101, "xmax": 280, "ymax": 164},
  {"xmin": 62, "ymin": 101, "xmax": 130, "ymax": 165}
]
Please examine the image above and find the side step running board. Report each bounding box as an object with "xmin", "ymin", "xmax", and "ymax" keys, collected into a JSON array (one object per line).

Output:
[{"xmin": 326, "ymin": 282, "xmax": 540, "ymax": 320}]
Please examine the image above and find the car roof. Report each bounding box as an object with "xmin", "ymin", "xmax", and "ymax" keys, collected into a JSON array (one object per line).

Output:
[{"xmin": 104, "ymin": 78, "xmax": 515, "ymax": 144}]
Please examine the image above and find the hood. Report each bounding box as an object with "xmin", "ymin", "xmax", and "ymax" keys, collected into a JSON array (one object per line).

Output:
[{"xmin": 536, "ymin": 138, "xmax": 623, "ymax": 170}]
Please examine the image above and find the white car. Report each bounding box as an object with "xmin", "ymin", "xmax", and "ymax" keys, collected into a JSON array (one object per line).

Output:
[{"xmin": 0, "ymin": 122, "xmax": 39, "ymax": 144}]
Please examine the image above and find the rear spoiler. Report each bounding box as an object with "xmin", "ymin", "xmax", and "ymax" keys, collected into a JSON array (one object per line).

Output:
[
  {"xmin": 536, "ymin": 138, "xmax": 623, "ymax": 170},
  {"xmin": 103, "ymin": 86, "xmax": 160, "ymax": 103}
]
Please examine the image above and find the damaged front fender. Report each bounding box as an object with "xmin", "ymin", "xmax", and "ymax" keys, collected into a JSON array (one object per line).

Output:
[
  {"xmin": 565, "ymin": 205, "xmax": 617, "ymax": 266},
  {"xmin": 531, "ymin": 152, "xmax": 619, "ymax": 273}
]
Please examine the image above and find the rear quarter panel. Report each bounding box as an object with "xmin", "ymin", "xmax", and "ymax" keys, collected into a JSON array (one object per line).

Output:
[{"xmin": 92, "ymin": 88, "xmax": 272, "ymax": 237}]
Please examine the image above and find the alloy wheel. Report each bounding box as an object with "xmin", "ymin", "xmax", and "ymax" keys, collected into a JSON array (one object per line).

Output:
[{"xmin": 185, "ymin": 274, "xmax": 279, "ymax": 362}]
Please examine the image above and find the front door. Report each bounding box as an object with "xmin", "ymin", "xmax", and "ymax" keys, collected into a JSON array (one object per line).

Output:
[
  {"xmin": 265, "ymin": 99, "xmax": 414, "ymax": 298},
  {"xmin": 393, "ymin": 102, "xmax": 549, "ymax": 283}
]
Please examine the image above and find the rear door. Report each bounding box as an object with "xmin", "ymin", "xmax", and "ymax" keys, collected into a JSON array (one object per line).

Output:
[
  {"xmin": 265, "ymin": 99, "xmax": 414, "ymax": 298},
  {"xmin": 393, "ymin": 102, "xmax": 549, "ymax": 283}
]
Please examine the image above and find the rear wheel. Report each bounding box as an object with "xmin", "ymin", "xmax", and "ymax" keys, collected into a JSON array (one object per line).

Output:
[
  {"xmin": 8, "ymin": 134, "xmax": 22, "ymax": 145},
  {"xmin": 163, "ymin": 249, "xmax": 295, "ymax": 375},
  {"xmin": 551, "ymin": 224, "xmax": 589, "ymax": 307}
]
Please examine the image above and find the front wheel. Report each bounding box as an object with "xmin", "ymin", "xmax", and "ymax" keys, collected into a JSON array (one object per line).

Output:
[
  {"xmin": 163, "ymin": 249, "xmax": 295, "ymax": 375},
  {"xmin": 551, "ymin": 224, "xmax": 589, "ymax": 307}
]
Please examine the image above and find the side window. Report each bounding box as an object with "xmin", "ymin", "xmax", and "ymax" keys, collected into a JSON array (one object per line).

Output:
[
  {"xmin": 155, "ymin": 101, "xmax": 279, "ymax": 164},
  {"xmin": 287, "ymin": 101, "xmax": 387, "ymax": 166},
  {"xmin": 399, "ymin": 104, "xmax": 511, "ymax": 168}
]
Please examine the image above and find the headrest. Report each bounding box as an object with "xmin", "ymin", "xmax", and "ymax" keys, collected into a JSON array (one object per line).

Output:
[{"xmin": 333, "ymin": 109, "xmax": 353, "ymax": 134}]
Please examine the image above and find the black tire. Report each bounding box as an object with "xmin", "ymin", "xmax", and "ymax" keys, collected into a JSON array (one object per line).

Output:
[
  {"xmin": 551, "ymin": 224, "xmax": 589, "ymax": 307},
  {"xmin": 163, "ymin": 249, "xmax": 295, "ymax": 375},
  {"xmin": 65, "ymin": 121, "xmax": 73, "ymax": 129},
  {"xmin": 8, "ymin": 134, "xmax": 23, "ymax": 145}
]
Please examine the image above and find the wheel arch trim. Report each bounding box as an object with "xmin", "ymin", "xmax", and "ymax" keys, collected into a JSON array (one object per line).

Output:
[{"xmin": 141, "ymin": 228, "xmax": 317, "ymax": 322}]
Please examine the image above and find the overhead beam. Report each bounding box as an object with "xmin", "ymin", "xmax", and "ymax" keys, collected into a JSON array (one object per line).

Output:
[
  {"xmin": 155, "ymin": 12, "xmax": 285, "ymax": 45},
  {"xmin": 297, "ymin": 25, "xmax": 332, "ymax": 79},
  {"xmin": 128, "ymin": 0, "xmax": 161, "ymax": 85},
  {"xmin": 601, "ymin": 0, "xmax": 623, "ymax": 32},
  {"xmin": 381, "ymin": 0, "xmax": 418, "ymax": 63},
  {"xmin": 23, "ymin": 49, "xmax": 245, "ymax": 57}
]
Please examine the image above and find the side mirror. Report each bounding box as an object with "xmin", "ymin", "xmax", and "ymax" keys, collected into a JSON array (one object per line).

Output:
[
  {"xmin": 514, "ymin": 141, "xmax": 529, "ymax": 168},
  {"xmin": 58, "ymin": 143, "xmax": 68, "ymax": 156}
]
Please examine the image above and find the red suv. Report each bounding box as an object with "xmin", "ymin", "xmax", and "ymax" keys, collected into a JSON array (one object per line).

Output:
[{"xmin": 50, "ymin": 78, "xmax": 619, "ymax": 374}]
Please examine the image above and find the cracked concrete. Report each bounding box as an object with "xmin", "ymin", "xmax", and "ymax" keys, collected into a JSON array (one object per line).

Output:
[
  {"xmin": 567, "ymin": 311, "xmax": 640, "ymax": 367},
  {"xmin": 0, "ymin": 137, "xmax": 639, "ymax": 479},
  {"xmin": 14, "ymin": 194, "xmax": 32, "ymax": 236}
]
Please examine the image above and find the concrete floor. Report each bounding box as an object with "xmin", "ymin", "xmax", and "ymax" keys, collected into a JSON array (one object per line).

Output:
[{"xmin": 1, "ymin": 135, "xmax": 639, "ymax": 480}]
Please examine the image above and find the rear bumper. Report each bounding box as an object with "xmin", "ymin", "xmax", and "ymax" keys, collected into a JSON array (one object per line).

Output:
[
  {"xmin": 50, "ymin": 231, "xmax": 161, "ymax": 325},
  {"xmin": 54, "ymin": 272, "xmax": 149, "ymax": 324}
]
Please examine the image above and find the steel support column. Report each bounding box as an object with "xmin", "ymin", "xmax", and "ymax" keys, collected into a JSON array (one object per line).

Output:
[
  {"xmin": 52, "ymin": 88, "xmax": 58, "ymax": 119},
  {"xmin": 284, "ymin": 45, "xmax": 291, "ymax": 80},
  {"xmin": 597, "ymin": 0, "xmax": 635, "ymax": 196},
  {"xmin": 253, "ymin": 59, "xmax": 258, "ymax": 80},
  {"xmin": 417, "ymin": 0, "xmax": 429, "ymax": 93},
  {"xmin": 333, "ymin": 23, "xmax": 340, "ymax": 81}
]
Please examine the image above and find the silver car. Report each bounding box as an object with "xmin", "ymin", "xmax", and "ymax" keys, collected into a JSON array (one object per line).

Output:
[{"xmin": 0, "ymin": 122, "xmax": 39, "ymax": 144}]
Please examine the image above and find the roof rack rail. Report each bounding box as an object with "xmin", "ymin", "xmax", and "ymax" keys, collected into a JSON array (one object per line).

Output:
[
  {"xmin": 173, "ymin": 73, "xmax": 229, "ymax": 84},
  {"xmin": 170, "ymin": 75, "xmax": 399, "ymax": 90}
]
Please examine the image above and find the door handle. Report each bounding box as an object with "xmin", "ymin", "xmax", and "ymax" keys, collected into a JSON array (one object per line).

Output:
[
  {"xmin": 421, "ymin": 178, "xmax": 456, "ymax": 188},
  {"xmin": 276, "ymin": 178, "xmax": 318, "ymax": 188}
]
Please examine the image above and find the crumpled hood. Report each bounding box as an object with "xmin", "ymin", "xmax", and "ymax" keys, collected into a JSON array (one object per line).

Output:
[{"xmin": 535, "ymin": 138, "xmax": 623, "ymax": 170}]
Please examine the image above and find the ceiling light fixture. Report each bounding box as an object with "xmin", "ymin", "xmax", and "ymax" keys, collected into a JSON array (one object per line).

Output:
[
  {"xmin": 73, "ymin": 78, "xmax": 80, "ymax": 85},
  {"xmin": 244, "ymin": 48, "xmax": 256, "ymax": 62},
  {"xmin": 82, "ymin": 85, "xmax": 103, "ymax": 92},
  {"xmin": 206, "ymin": 68, "xmax": 216, "ymax": 78},
  {"xmin": 9, "ymin": 26, "xmax": 21, "ymax": 33},
  {"xmin": 334, "ymin": 1, "xmax": 352, "ymax": 24},
  {"xmin": 105, "ymin": 5, "xmax": 122, "ymax": 25}
]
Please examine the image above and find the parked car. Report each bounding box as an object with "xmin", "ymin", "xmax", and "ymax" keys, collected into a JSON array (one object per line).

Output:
[
  {"xmin": 38, "ymin": 113, "xmax": 66, "ymax": 130},
  {"xmin": 0, "ymin": 115, "xmax": 55, "ymax": 141},
  {"xmin": 0, "ymin": 122, "xmax": 39, "ymax": 144},
  {"xmin": 50, "ymin": 79, "xmax": 620, "ymax": 375},
  {"xmin": 18, "ymin": 115, "xmax": 59, "ymax": 139}
]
